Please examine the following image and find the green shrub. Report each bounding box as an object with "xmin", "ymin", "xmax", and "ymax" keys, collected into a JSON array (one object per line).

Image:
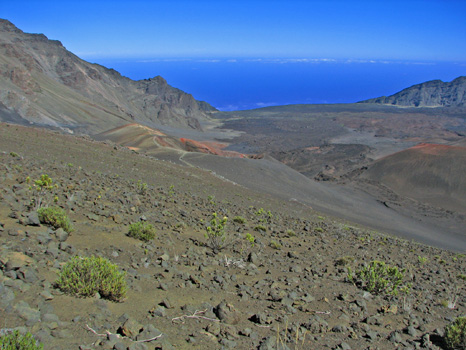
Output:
[
  {"xmin": 56, "ymin": 256, "xmax": 127, "ymax": 302},
  {"xmin": 127, "ymin": 222, "xmax": 156, "ymax": 242},
  {"xmin": 0, "ymin": 330, "xmax": 43, "ymax": 350},
  {"xmin": 37, "ymin": 206, "xmax": 73, "ymax": 233},
  {"xmin": 136, "ymin": 180, "xmax": 148, "ymax": 195},
  {"xmin": 29, "ymin": 174, "xmax": 57, "ymax": 208},
  {"xmin": 205, "ymin": 213, "xmax": 228, "ymax": 253},
  {"xmin": 244, "ymin": 233, "xmax": 255, "ymax": 247},
  {"xmin": 444, "ymin": 316, "xmax": 466, "ymax": 350},
  {"xmin": 254, "ymin": 225, "xmax": 266, "ymax": 232},
  {"xmin": 270, "ymin": 240, "xmax": 282, "ymax": 250},
  {"xmin": 233, "ymin": 216, "xmax": 246, "ymax": 224},
  {"xmin": 348, "ymin": 260, "xmax": 405, "ymax": 296}
]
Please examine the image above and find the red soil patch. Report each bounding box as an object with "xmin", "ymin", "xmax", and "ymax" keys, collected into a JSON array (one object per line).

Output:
[
  {"xmin": 410, "ymin": 143, "xmax": 466, "ymax": 155},
  {"xmin": 179, "ymin": 138, "xmax": 246, "ymax": 158}
]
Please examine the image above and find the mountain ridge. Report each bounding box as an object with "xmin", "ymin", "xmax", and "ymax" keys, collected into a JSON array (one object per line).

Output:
[
  {"xmin": 359, "ymin": 76, "xmax": 466, "ymax": 107},
  {"xmin": 0, "ymin": 19, "xmax": 216, "ymax": 133}
]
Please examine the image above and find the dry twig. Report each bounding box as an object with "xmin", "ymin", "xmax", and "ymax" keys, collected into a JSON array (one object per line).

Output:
[
  {"xmin": 85, "ymin": 324, "xmax": 162, "ymax": 343},
  {"xmin": 171, "ymin": 309, "xmax": 219, "ymax": 324}
]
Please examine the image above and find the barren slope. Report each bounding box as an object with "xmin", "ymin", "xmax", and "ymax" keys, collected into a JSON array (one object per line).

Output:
[{"xmin": 359, "ymin": 143, "xmax": 466, "ymax": 213}]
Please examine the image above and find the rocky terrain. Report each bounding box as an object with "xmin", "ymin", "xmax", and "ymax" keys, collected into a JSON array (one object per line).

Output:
[
  {"xmin": 360, "ymin": 76, "xmax": 466, "ymax": 107},
  {"xmin": 0, "ymin": 19, "xmax": 215, "ymax": 134},
  {"xmin": 1, "ymin": 123, "xmax": 466, "ymax": 350}
]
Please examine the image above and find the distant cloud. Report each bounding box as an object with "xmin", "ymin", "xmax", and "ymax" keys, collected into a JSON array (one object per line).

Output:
[{"xmin": 254, "ymin": 102, "xmax": 277, "ymax": 108}]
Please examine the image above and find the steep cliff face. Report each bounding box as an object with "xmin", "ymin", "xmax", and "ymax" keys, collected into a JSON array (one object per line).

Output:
[
  {"xmin": 360, "ymin": 76, "xmax": 466, "ymax": 107},
  {"xmin": 0, "ymin": 19, "xmax": 215, "ymax": 133}
]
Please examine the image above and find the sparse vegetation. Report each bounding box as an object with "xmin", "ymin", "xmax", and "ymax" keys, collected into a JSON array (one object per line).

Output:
[
  {"xmin": 37, "ymin": 206, "xmax": 73, "ymax": 233},
  {"xmin": 286, "ymin": 229, "xmax": 296, "ymax": 237},
  {"xmin": 335, "ymin": 256, "xmax": 355, "ymax": 267},
  {"xmin": 56, "ymin": 256, "xmax": 127, "ymax": 302},
  {"xmin": 270, "ymin": 240, "xmax": 282, "ymax": 250},
  {"xmin": 205, "ymin": 213, "xmax": 228, "ymax": 253},
  {"xmin": 418, "ymin": 256, "xmax": 428, "ymax": 265},
  {"xmin": 444, "ymin": 316, "xmax": 466, "ymax": 350},
  {"xmin": 244, "ymin": 233, "xmax": 255, "ymax": 247},
  {"xmin": 136, "ymin": 180, "xmax": 148, "ymax": 195},
  {"xmin": 254, "ymin": 224, "xmax": 266, "ymax": 232},
  {"xmin": 348, "ymin": 260, "xmax": 406, "ymax": 296},
  {"xmin": 0, "ymin": 330, "xmax": 43, "ymax": 350},
  {"xmin": 233, "ymin": 216, "xmax": 246, "ymax": 224},
  {"xmin": 127, "ymin": 222, "xmax": 156, "ymax": 242},
  {"xmin": 30, "ymin": 174, "xmax": 56, "ymax": 208}
]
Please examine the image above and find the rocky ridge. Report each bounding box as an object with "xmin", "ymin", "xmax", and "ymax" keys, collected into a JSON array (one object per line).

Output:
[
  {"xmin": 359, "ymin": 76, "xmax": 466, "ymax": 107},
  {"xmin": 0, "ymin": 19, "xmax": 215, "ymax": 134},
  {"xmin": 0, "ymin": 123, "xmax": 465, "ymax": 349}
]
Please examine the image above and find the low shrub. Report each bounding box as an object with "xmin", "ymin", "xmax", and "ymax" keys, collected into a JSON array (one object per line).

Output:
[
  {"xmin": 205, "ymin": 213, "xmax": 228, "ymax": 253},
  {"xmin": 56, "ymin": 256, "xmax": 127, "ymax": 302},
  {"xmin": 335, "ymin": 256, "xmax": 355, "ymax": 267},
  {"xmin": 0, "ymin": 330, "xmax": 43, "ymax": 350},
  {"xmin": 348, "ymin": 260, "xmax": 406, "ymax": 296},
  {"xmin": 233, "ymin": 216, "xmax": 246, "ymax": 224},
  {"xmin": 270, "ymin": 240, "xmax": 282, "ymax": 250},
  {"xmin": 127, "ymin": 222, "xmax": 156, "ymax": 242},
  {"xmin": 244, "ymin": 233, "xmax": 255, "ymax": 247},
  {"xmin": 254, "ymin": 225, "xmax": 266, "ymax": 232},
  {"xmin": 444, "ymin": 316, "xmax": 466, "ymax": 350},
  {"xmin": 37, "ymin": 206, "xmax": 73, "ymax": 233}
]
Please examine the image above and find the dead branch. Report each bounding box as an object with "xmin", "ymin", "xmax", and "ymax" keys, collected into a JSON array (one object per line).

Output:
[
  {"xmin": 171, "ymin": 309, "xmax": 220, "ymax": 324},
  {"xmin": 85, "ymin": 324, "xmax": 162, "ymax": 343}
]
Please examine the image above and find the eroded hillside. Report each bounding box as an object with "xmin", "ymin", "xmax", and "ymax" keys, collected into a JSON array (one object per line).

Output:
[{"xmin": 0, "ymin": 19, "xmax": 214, "ymax": 133}]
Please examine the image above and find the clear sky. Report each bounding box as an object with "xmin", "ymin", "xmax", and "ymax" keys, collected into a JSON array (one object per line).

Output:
[{"xmin": 3, "ymin": 0, "xmax": 466, "ymax": 61}]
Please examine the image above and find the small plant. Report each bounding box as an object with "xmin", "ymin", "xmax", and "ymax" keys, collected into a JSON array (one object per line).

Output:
[
  {"xmin": 444, "ymin": 316, "xmax": 466, "ymax": 350},
  {"xmin": 168, "ymin": 184, "xmax": 175, "ymax": 197},
  {"xmin": 270, "ymin": 240, "xmax": 282, "ymax": 250},
  {"xmin": 56, "ymin": 256, "xmax": 127, "ymax": 302},
  {"xmin": 207, "ymin": 195, "xmax": 215, "ymax": 205},
  {"xmin": 37, "ymin": 206, "xmax": 73, "ymax": 233},
  {"xmin": 417, "ymin": 256, "xmax": 428, "ymax": 265},
  {"xmin": 9, "ymin": 151, "xmax": 19, "ymax": 158},
  {"xmin": 286, "ymin": 229, "xmax": 296, "ymax": 237},
  {"xmin": 335, "ymin": 256, "xmax": 355, "ymax": 267},
  {"xmin": 205, "ymin": 213, "xmax": 228, "ymax": 253},
  {"xmin": 29, "ymin": 174, "xmax": 57, "ymax": 208},
  {"xmin": 0, "ymin": 330, "xmax": 43, "ymax": 350},
  {"xmin": 254, "ymin": 225, "xmax": 266, "ymax": 232},
  {"xmin": 233, "ymin": 216, "xmax": 246, "ymax": 224},
  {"xmin": 255, "ymin": 208, "xmax": 273, "ymax": 224},
  {"xmin": 127, "ymin": 222, "xmax": 156, "ymax": 242},
  {"xmin": 136, "ymin": 180, "xmax": 148, "ymax": 195},
  {"xmin": 245, "ymin": 233, "xmax": 255, "ymax": 247},
  {"xmin": 349, "ymin": 260, "xmax": 406, "ymax": 296}
]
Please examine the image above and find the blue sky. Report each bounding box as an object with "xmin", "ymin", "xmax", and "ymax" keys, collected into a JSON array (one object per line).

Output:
[{"xmin": 3, "ymin": 0, "xmax": 466, "ymax": 61}]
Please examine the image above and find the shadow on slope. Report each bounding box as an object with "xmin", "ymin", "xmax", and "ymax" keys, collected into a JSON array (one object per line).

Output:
[{"xmin": 359, "ymin": 143, "xmax": 466, "ymax": 214}]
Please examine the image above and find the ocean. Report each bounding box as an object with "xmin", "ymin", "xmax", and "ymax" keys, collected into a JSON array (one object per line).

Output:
[{"xmin": 87, "ymin": 57, "xmax": 466, "ymax": 111}]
